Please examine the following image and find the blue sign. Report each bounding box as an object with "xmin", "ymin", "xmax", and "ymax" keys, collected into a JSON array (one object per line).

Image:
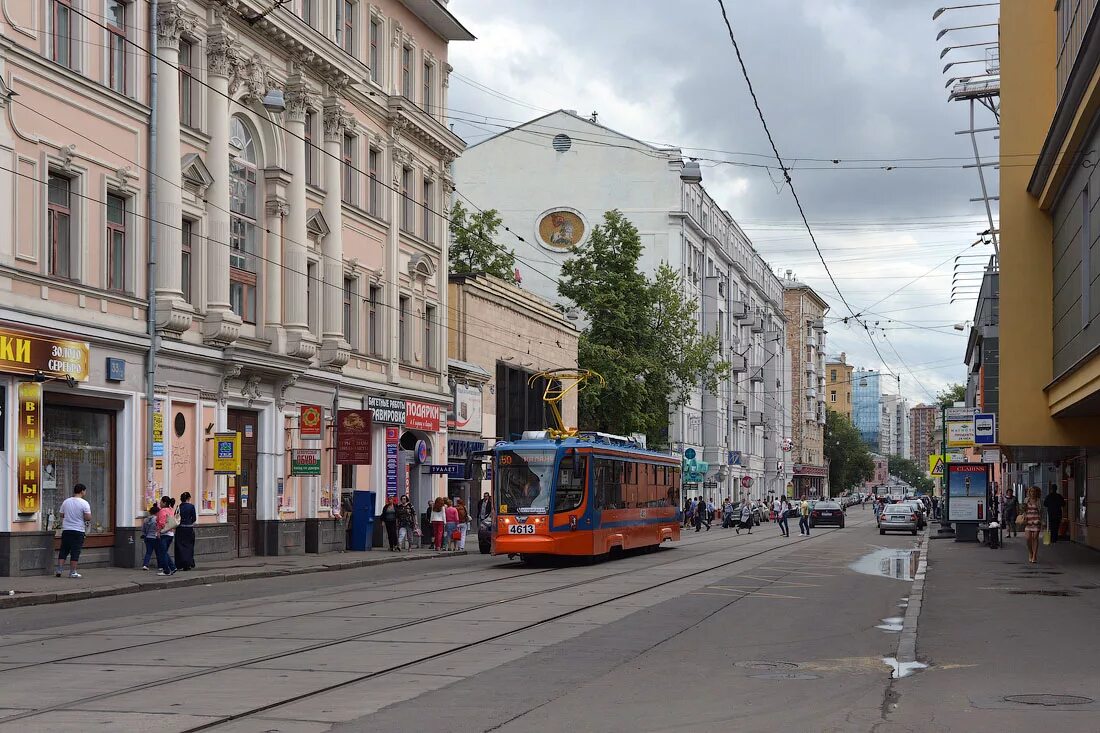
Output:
[
  {"xmin": 974, "ymin": 413, "xmax": 996, "ymax": 445},
  {"xmin": 385, "ymin": 426, "xmax": 399, "ymax": 499},
  {"xmin": 684, "ymin": 447, "xmax": 696, "ymax": 460},
  {"xmin": 429, "ymin": 464, "xmax": 464, "ymax": 476},
  {"xmin": 728, "ymin": 450, "xmax": 742, "ymax": 466},
  {"xmin": 106, "ymin": 357, "xmax": 125, "ymax": 382}
]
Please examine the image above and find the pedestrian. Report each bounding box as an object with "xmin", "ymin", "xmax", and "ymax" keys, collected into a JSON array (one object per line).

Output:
[
  {"xmin": 695, "ymin": 498, "xmax": 710, "ymax": 532},
  {"xmin": 738, "ymin": 498, "xmax": 754, "ymax": 534},
  {"xmin": 155, "ymin": 496, "xmax": 178, "ymax": 576},
  {"xmin": 456, "ymin": 498, "xmax": 470, "ymax": 551},
  {"xmin": 381, "ymin": 497, "xmax": 399, "ymax": 550},
  {"xmin": 683, "ymin": 497, "xmax": 693, "ymax": 527},
  {"xmin": 722, "ymin": 496, "xmax": 735, "ymax": 529},
  {"xmin": 444, "ymin": 498, "xmax": 460, "ymax": 551},
  {"xmin": 1003, "ymin": 491, "xmax": 1019, "ymax": 538},
  {"xmin": 799, "ymin": 495, "xmax": 811, "ymax": 536},
  {"xmin": 478, "ymin": 492, "xmax": 493, "ymax": 523},
  {"xmin": 141, "ymin": 503, "xmax": 159, "ymax": 570},
  {"xmin": 772, "ymin": 495, "xmax": 783, "ymax": 525},
  {"xmin": 396, "ymin": 495, "xmax": 413, "ymax": 550},
  {"xmin": 174, "ymin": 491, "xmax": 197, "ymax": 571},
  {"xmin": 1024, "ymin": 485, "xmax": 1044, "ymax": 564},
  {"xmin": 1044, "ymin": 484, "xmax": 1066, "ymax": 543},
  {"xmin": 430, "ymin": 497, "xmax": 446, "ymax": 551},
  {"xmin": 706, "ymin": 498, "xmax": 715, "ymax": 530},
  {"xmin": 778, "ymin": 497, "xmax": 791, "ymax": 537},
  {"xmin": 56, "ymin": 483, "xmax": 92, "ymax": 578}
]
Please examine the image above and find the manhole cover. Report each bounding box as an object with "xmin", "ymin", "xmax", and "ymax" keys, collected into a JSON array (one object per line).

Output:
[
  {"xmin": 735, "ymin": 660, "xmax": 799, "ymax": 671},
  {"xmin": 751, "ymin": 672, "xmax": 820, "ymax": 680},
  {"xmin": 1003, "ymin": 694, "xmax": 1093, "ymax": 706},
  {"xmin": 1007, "ymin": 590, "xmax": 1079, "ymax": 597}
]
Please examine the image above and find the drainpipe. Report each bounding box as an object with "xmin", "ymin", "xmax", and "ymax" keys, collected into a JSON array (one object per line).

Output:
[{"xmin": 145, "ymin": 1, "xmax": 160, "ymax": 502}]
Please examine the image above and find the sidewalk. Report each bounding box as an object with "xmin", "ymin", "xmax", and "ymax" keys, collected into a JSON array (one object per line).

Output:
[
  {"xmin": 0, "ymin": 547, "xmax": 469, "ymax": 610},
  {"xmin": 882, "ymin": 532, "xmax": 1100, "ymax": 732}
]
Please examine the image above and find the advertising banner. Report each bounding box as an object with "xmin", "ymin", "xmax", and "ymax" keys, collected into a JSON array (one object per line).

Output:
[
  {"xmin": 452, "ymin": 384, "xmax": 482, "ymax": 434},
  {"xmin": 213, "ymin": 432, "xmax": 241, "ymax": 475},
  {"xmin": 299, "ymin": 404, "xmax": 323, "ymax": 440},
  {"xmin": 946, "ymin": 462, "xmax": 989, "ymax": 523},
  {"xmin": 947, "ymin": 420, "xmax": 975, "ymax": 447},
  {"xmin": 335, "ymin": 410, "xmax": 372, "ymax": 465},
  {"xmin": 291, "ymin": 448, "xmax": 322, "ymax": 476},
  {"xmin": 152, "ymin": 399, "xmax": 164, "ymax": 458},
  {"xmin": 385, "ymin": 426, "xmax": 400, "ymax": 498},
  {"xmin": 405, "ymin": 400, "xmax": 440, "ymax": 432},
  {"xmin": 17, "ymin": 382, "xmax": 43, "ymax": 514},
  {"xmin": 365, "ymin": 396, "xmax": 405, "ymax": 424},
  {"xmin": 0, "ymin": 326, "xmax": 89, "ymax": 381}
]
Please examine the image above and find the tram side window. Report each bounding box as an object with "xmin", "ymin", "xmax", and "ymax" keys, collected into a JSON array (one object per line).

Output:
[
  {"xmin": 554, "ymin": 453, "xmax": 586, "ymax": 512},
  {"xmin": 666, "ymin": 467, "xmax": 681, "ymax": 508},
  {"xmin": 594, "ymin": 458, "xmax": 624, "ymax": 509}
]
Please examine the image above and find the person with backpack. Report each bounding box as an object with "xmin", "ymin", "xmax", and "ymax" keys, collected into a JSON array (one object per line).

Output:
[
  {"xmin": 155, "ymin": 496, "xmax": 178, "ymax": 576},
  {"xmin": 141, "ymin": 504, "xmax": 160, "ymax": 570}
]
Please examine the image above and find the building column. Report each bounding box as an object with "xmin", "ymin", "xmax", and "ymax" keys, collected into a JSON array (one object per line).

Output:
[
  {"xmin": 152, "ymin": 3, "xmax": 194, "ymax": 337},
  {"xmin": 262, "ymin": 185, "xmax": 288, "ymax": 350},
  {"xmin": 319, "ymin": 100, "xmax": 351, "ymax": 368},
  {"xmin": 202, "ymin": 30, "xmax": 242, "ymax": 347},
  {"xmin": 283, "ymin": 83, "xmax": 314, "ymax": 359},
  {"xmin": 388, "ymin": 142, "xmax": 412, "ymax": 383}
]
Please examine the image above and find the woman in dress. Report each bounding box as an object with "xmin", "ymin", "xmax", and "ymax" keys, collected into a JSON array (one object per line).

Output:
[
  {"xmin": 1024, "ymin": 485, "xmax": 1044, "ymax": 564},
  {"xmin": 174, "ymin": 492, "xmax": 197, "ymax": 570},
  {"xmin": 381, "ymin": 498, "xmax": 399, "ymax": 551},
  {"xmin": 430, "ymin": 497, "xmax": 447, "ymax": 551}
]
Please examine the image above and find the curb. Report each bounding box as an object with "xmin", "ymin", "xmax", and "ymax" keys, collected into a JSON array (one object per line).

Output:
[
  {"xmin": 0, "ymin": 550, "xmax": 469, "ymax": 610},
  {"xmin": 896, "ymin": 531, "xmax": 930, "ymax": 663}
]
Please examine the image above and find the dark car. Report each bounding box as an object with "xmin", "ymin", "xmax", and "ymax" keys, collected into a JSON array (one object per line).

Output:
[{"xmin": 809, "ymin": 501, "xmax": 845, "ymax": 528}]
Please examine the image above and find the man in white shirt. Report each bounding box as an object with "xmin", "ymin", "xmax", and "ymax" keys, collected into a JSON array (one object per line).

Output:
[{"xmin": 56, "ymin": 484, "xmax": 92, "ymax": 579}]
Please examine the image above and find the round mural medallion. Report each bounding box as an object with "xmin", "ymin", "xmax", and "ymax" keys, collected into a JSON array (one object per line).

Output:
[{"xmin": 537, "ymin": 209, "xmax": 586, "ymax": 251}]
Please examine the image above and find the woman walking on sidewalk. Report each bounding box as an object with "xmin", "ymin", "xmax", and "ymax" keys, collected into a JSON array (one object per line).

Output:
[
  {"xmin": 1024, "ymin": 486, "xmax": 1044, "ymax": 564},
  {"xmin": 1003, "ymin": 491, "xmax": 1019, "ymax": 539},
  {"xmin": 381, "ymin": 498, "xmax": 399, "ymax": 550},
  {"xmin": 777, "ymin": 497, "xmax": 791, "ymax": 537},
  {"xmin": 174, "ymin": 492, "xmax": 197, "ymax": 571},
  {"xmin": 430, "ymin": 497, "xmax": 446, "ymax": 551},
  {"xmin": 444, "ymin": 499, "xmax": 460, "ymax": 551}
]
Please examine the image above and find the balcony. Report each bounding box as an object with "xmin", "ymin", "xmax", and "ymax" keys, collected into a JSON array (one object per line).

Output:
[
  {"xmin": 730, "ymin": 300, "xmax": 749, "ymax": 319},
  {"xmin": 729, "ymin": 354, "xmax": 747, "ymax": 373},
  {"xmin": 750, "ymin": 316, "xmax": 764, "ymax": 333},
  {"xmin": 749, "ymin": 367, "xmax": 764, "ymax": 382},
  {"xmin": 749, "ymin": 410, "xmax": 764, "ymax": 426},
  {"xmin": 806, "ymin": 387, "xmax": 817, "ymax": 399},
  {"xmin": 730, "ymin": 403, "xmax": 747, "ymax": 421}
]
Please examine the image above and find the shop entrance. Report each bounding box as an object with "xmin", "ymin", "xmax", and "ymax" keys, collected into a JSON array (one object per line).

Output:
[{"xmin": 227, "ymin": 409, "xmax": 258, "ymax": 557}]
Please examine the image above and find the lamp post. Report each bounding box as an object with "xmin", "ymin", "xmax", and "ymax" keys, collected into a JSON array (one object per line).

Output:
[
  {"xmin": 933, "ymin": 3, "xmax": 999, "ymax": 20},
  {"xmin": 940, "ymin": 40, "xmax": 997, "ymax": 58}
]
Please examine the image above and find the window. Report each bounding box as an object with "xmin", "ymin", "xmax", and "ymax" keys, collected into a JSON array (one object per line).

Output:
[
  {"xmin": 181, "ymin": 219, "xmax": 193, "ymax": 303},
  {"xmin": 554, "ymin": 453, "xmax": 587, "ymax": 512},
  {"xmin": 368, "ymin": 284, "xmax": 382, "ymax": 356},
  {"xmin": 51, "ymin": 0, "xmax": 74, "ymax": 69},
  {"xmin": 369, "ymin": 16, "xmax": 381, "ymax": 83},
  {"xmin": 229, "ymin": 117, "xmax": 258, "ymax": 323},
  {"xmin": 847, "ymin": 392, "xmax": 851, "ymax": 404},
  {"xmin": 830, "ymin": 369, "xmax": 837, "ymax": 382},
  {"xmin": 307, "ymin": 261, "xmax": 319, "ymax": 334},
  {"xmin": 47, "ymin": 173, "xmax": 73, "ymax": 279},
  {"xmin": 305, "ymin": 110, "xmax": 317, "ymax": 185},
  {"xmin": 401, "ymin": 167, "xmax": 413, "ymax": 232},
  {"xmin": 105, "ymin": 194, "xmax": 127, "ymax": 292},
  {"xmin": 422, "ymin": 61, "xmax": 433, "ymax": 110},
  {"xmin": 343, "ymin": 276, "xmax": 355, "ymax": 346},
  {"xmin": 398, "ymin": 295, "xmax": 410, "ymax": 362},
  {"xmin": 830, "ymin": 390, "xmax": 837, "ymax": 403},
  {"xmin": 424, "ymin": 304, "xmax": 436, "ymax": 368},
  {"xmin": 368, "ymin": 147, "xmax": 381, "ymax": 216},
  {"xmin": 106, "ymin": 1, "xmax": 127, "ymax": 93},
  {"xmin": 422, "ymin": 179, "xmax": 433, "ymax": 241},
  {"xmin": 401, "ymin": 45, "xmax": 412, "ymax": 98},
  {"xmin": 342, "ymin": 132, "xmax": 356, "ymax": 205},
  {"xmin": 179, "ymin": 39, "xmax": 197, "ymax": 128},
  {"xmin": 338, "ymin": 0, "xmax": 355, "ymax": 55},
  {"xmin": 43, "ymin": 405, "xmax": 115, "ymax": 537}
]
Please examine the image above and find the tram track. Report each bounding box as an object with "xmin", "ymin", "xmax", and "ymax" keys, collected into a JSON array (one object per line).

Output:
[{"xmin": 0, "ymin": 521, "xmax": 858, "ymax": 729}]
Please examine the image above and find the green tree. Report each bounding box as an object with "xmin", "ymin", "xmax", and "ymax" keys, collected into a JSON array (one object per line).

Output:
[
  {"xmin": 935, "ymin": 383, "xmax": 966, "ymax": 407},
  {"xmin": 558, "ymin": 210, "xmax": 727, "ymax": 444},
  {"xmin": 888, "ymin": 454, "xmax": 935, "ymax": 494},
  {"xmin": 448, "ymin": 200, "xmax": 516, "ymax": 281},
  {"xmin": 825, "ymin": 409, "xmax": 874, "ymax": 493}
]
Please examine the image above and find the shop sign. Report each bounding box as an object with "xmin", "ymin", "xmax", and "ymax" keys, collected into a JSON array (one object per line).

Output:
[
  {"xmin": 453, "ymin": 384, "xmax": 483, "ymax": 433},
  {"xmin": 385, "ymin": 426, "xmax": 399, "ymax": 499},
  {"xmin": 0, "ymin": 326, "xmax": 90, "ymax": 382},
  {"xmin": 213, "ymin": 432, "xmax": 241, "ymax": 475},
  {"xmin": 448, "ymin": 439, "xmax": 485, "ymax": 460},
  {"xmin": 299, "ymin": 404, "xmax": 323, "ymax": 440},
  {"xmin": 366, "ymin": 396, "xmax": 406, "ymax": 424},
  {"xmin": 429, "ymin": 464, "xmax": 463, "ymax": 476},
  {"xmin": 152, "ymin": 399, "xmax": 164, "ymax": 458},
  {"xmin": 405, "ymin": 400, "xmax": 440, "ymax": 432},
  {"xmin": 291, "ymin": 448, "xmax": 322, "ymax": 476},
  {"xmin": 336, "ymin": 409, "xmax": 372, "ymax": 465},
  {"xmin": 946, "ymin": 420, "xmax": 975, "ymax": 447},
  {"xmin": 17, "ymin": 382, "xmax": 43, "ymax": 514}
]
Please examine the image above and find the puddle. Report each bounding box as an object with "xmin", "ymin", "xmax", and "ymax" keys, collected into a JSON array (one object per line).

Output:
[
  {"xmin": 850, "ymin": 548, "xmax": 920, "ymax": 581},
  {"xmin": 883, "ymin": 658, "xmax": 927, "ymax": 678}
]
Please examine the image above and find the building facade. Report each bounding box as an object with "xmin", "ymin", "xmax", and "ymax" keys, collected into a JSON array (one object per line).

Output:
[
  {"xmin": 910, "ymin": 404, "xmax": 938, "ymax": 473},
  {"xmin": 782, "ymin": 272, "xmax": 828, "ymax": 497},
  {"xmin": 453, "ymin": 110, "xmax": 790, "ymax": 503},
  {"xmin": 864, "ymin": 453, "xmax": 889, "ymax": 491},
  {"xmin": 0, "ymin": 0, "xmax": 474, "ymax": 574},
  {"xmin": 826, "ymin": 352, "xmax": 854, "ymax": 421},
  {"xmin": 1000, "ymin": 0, "xmax": 1100, "ymax": 547},
  {"xmin": 852, "ymin": 369, "xmax": 882, "ymax": 452}
]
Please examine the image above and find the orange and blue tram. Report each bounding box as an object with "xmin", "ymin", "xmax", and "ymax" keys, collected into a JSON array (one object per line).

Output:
[{"xmin": 491, "ymin": 432, "xmax": 682, "ymax": 559}]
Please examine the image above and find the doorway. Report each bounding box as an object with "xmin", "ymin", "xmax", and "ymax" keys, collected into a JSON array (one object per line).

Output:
[{"xmin": 227, "ymin": 409, "xmax": 258, "ymax": 557}]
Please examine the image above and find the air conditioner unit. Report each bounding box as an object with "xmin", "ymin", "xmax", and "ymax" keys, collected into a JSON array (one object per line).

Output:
[
  {"xmin": 749, "ymin": 367, "xmax": 765, "ymax": 382},
  {"xmin": 749, "ymin": 410, "xmax": 764, "ymax": 425},
  {"xmin": 730, "ymin": 300, "xmax": 749, "ymax": 319},
  {"xmin": 730, "ymin": 403, "xmax": 747, "ymax": 421},
  {"xmin": 729, "ymin": 354, "xmax": 748, "ymax": 373},
  {"xmin": 750, "ymin": 316, "xmax": 765, "ymax": 333}
]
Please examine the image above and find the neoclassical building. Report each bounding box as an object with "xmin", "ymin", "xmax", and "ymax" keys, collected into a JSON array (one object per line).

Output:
[{"xmin": 0, "ymin": 0, "xmax": 473, "ymax": 574}]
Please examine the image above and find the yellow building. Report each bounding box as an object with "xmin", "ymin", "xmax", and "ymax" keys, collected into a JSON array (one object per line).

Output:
[
  {"xmin": 825, "ymin": 353, "xmax": 854, "ymax": 422},
  {"xmin": 1001, "ymin": 0, "xmax": 1100, "ymax": 548}
]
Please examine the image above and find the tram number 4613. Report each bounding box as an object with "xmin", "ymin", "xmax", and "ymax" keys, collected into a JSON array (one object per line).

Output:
[{"xmin": 508, "ymin": 524, "xmax": 536, "ymax": 534}]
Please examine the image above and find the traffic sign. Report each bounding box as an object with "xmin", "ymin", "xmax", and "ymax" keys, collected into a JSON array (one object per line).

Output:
[
  {"xmin": 944, "ymin": 406, "xmax": 978, "ymax": 420},
  {"xmin": 974, "ymin": 413, "xmax": 996, "ymax": 445},
  {"xmin": 929, "ymin": 455, "xmax": 945, "ymax": 477}
]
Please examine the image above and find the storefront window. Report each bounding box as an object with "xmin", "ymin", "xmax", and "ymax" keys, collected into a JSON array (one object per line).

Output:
[{"xmin": 42, "ymin": 405, "xmax": 114, "ymax": 535}]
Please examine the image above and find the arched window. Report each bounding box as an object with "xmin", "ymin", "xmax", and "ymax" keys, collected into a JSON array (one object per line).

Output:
[{"xmin": 229, "ymin": 116, "xmax": 258, "ymax": 323}]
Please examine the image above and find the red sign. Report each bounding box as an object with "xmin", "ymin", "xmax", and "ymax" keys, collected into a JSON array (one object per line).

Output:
[
  {"xmin": 404, "ymin": 400, "xmax": 440, "ymax": 431},
  {"xmin": 740, "ymin": 475, "xmax": 754, "ymax": 489},
  {"xmin": 336, "ymin": 409, "xmax": 373, "ymax": 465},
  {"xmin": 300, "ymin": 404, "xmax": 323, "ymax": 440}
]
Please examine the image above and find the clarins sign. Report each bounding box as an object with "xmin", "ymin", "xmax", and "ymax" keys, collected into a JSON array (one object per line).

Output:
[{"xmin": 0, "ymin": 326, "xmax": 89, "ymax": 381}]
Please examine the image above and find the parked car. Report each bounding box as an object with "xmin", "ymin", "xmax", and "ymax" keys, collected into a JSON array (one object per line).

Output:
[
  {"xmin": 899, "ymin": 500, "xmax": 927, "ymax": 528},
  {"xmin": 879, "ymin": 505, "xmax": 920, "ymax": 535},
  {"xmin": 810, "ymin": 501, "xmax": 845, "ymax": 528}
]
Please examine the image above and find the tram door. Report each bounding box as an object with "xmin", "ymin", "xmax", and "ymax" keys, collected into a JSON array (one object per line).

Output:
[{"xmin": 226, "ymin": 409, "xmax": 258, "ymax": 557}]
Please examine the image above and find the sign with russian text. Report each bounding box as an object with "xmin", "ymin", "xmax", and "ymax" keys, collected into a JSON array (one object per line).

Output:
[
  {"xmin": 336, "ymin": 410, "xmax": 372, "ymax": 465},
  {"xmin": 429, "ymin": 464, "xmax": 464, "ymax": 476},
  {"xmin": 17, "ymin": 382, "xmax": 42, "ymax": 514},
  {"xmin": 291, "ymin": 448, "xmax": 322, "ymax": 476},
  {"xmin": 946, "ymin": 420, "xmax": 975, "ymax": 447},
  {"xmin": 405, "ymin": 400, "xmax": 440, "ymax": 432},
  {"xmin": 213, "ymin": 431, "xmax": 241, "ymax": 475},
  {"xmin": 385, "ymin": 426, "xmax": 399, "ymax": 498},
  {"xmin": 0, "ymin": 326, "xmax": 89, "ymax": 381},
  {"xmin": 366, "ymin": 396, "xmax": 405, "ymax": 424},
  {"xmin": 299, "ymin": 404, "xmax": 323, "ymax": 440},
  {"xmin": 152, "ymin": 399, "xmax": 164, "ymax": 458}
]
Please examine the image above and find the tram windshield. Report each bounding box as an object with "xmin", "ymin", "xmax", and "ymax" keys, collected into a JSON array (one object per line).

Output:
[{"xmin": 496, "ymin": 450, "xmax": 556, "ymax": 514}]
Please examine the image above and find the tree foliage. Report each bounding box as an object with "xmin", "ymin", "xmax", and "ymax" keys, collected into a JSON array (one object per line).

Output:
[
  {"xmin": 825, "ymin": 408, "xmax": 874, "ymax": 492},
  {"xmin": 558, "ymin": 210, "xmax": 727, "ymax": 445},
  {"xmin": 935, "ymin": 383, "xmax": 966, "ymax": 407},
  {"xmin": 448, "ymin": 200, "xmax": 516, "ymax": 281},
  {"xmin": 888, "ymin": 454, "xmax": 935, "ymax": 494}
]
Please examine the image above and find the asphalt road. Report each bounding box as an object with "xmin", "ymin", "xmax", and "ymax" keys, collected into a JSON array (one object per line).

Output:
[{"xmin": 0, "ymin": 510, "xmax": 920, "ymax": 732}]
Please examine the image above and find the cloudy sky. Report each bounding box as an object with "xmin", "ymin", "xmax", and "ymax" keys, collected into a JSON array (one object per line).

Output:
[{"xmin": 445, "ymin": 0, "xmax": 1001, "ymax": 404}]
